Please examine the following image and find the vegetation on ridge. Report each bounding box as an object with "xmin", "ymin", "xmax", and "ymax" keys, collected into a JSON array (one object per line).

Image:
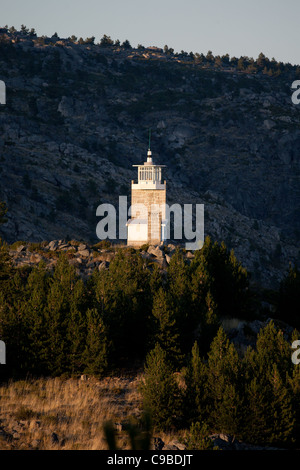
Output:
[{"xmin": 0, "ymin": 230, "xmax": 299, "ymax": 448}]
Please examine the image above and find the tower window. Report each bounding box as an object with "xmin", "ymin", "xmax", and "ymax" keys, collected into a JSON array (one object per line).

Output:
[{"xmin": 138, "ymin": 166, "xmax": 162, "ymax": 182}]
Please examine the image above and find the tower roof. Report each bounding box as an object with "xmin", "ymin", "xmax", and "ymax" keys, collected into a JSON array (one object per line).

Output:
[{"xmin": 132, "ymin": 148, "xmax": 166, "ymax": 168}]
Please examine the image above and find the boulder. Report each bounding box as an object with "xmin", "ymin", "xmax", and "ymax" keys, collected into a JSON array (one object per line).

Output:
[
  {"xmin": 78, "ymin": 243, "xmax": 87, "ymax": 251},
  {"xmin": 63, "ymin": 246, "xmax": 75, "ymax": 252},
  {"xmin": 167, "ymin": 440, "xmax": 186, "ymax": 450},
  {"xmin": 77, "ymin": 249, "xmax": 90, "ymax": 257},
  {"xmin": 98, "ymin": 261, "xmax": 109, "ymax": 270},
  {"xmin": 209, "ymin": 433, "xmax": 240, "ymax": 450},
  {"xmin": 165, "ymin": 254, "xmax": 171, "ymax": 264},
  {"xmin": 59, "ymin": 243, "xmax": 69, "ymax": 250},
  {"xmin": 69, "ymin": 257, "xmax": 82, "ymax": 265},
  {"xmin": 167, "ymin": 244, "xmax": 177, "ymax": 253},
  {"xmin": 30, "ymin": 253, "xmax": 43, "ymax": 263},
  {"xmin": 48, "ymin": 240, "xmax": 59, "ymax": 251},
  {"xmin": 16, "ymin": 244, "xmax": 26, "ymax": 253},
  {"xmin": 147, "ymin": 245, "xmax": 165, "ymax": 259}
]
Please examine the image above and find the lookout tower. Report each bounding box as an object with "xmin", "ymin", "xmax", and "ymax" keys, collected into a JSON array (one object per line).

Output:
[{"xmin": 127, "ymin": 140, "xmax": 167, "ymax": 247}]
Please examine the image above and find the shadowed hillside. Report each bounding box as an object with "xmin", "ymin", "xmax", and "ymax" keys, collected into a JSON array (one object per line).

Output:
[{"xmin": 0, "ymin": 27, "xmax": 300, "ymax": 287}]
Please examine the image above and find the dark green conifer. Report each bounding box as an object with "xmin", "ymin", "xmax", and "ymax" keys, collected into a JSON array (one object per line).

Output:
[
  {"xmin": 151, "ymin": 287, "xmax": 182, "ymax": 367},
  {"xmin": 184, "ymin": 341, "xmax": 208, "ymax": 424},
  {"xmin": 140, "ymin": 343, "xmax": 182, "ymax": 431},
  {"xmin": 206, "ymin": 327, "xmax": 242, "ymax": 433},
  {"xmin": 83, "ymin": 308, "xmax": 108, "ymax": 377}
]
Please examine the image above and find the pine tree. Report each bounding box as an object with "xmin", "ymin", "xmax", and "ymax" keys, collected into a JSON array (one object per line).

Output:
[
  {"xmin": 254, "ymin": 320, "xmax": 292, "ymax": 377},
  {"xmin": 268, "ymin": 364, "xmax": 295, "ymax": 446},
  {"xmin": 287, "ymin": 360, "xmax": 300, "ymax": 445},
  {"xmin": 100, "ymin": 34, "xmax": 114, "ymax": 47},
  {"xmin": 121, "ymin": 39, "xmax": 132, "ymax": 49},
  {"xmin": 243, "ymin": 377, "xmax": 271, "ymax": 444},
  {"xmin": 190, "ymin": 251, "xmax": 213, "ymax": 348},
  {"xmin": 140, "ymin": 343, "xmax": 182, "ymax": 431},
  {"xmin": 66, "ymin": 279, "xmax": 87, "ymax": 375},
  {"xmin": 43, "ymin": 255, "xmax": 81, "ymax": 375},
  {"xmin": 44, "ymin": 281, "xmax": 67, "ymax": 376},
  {"xmin": 95, "ymin": 249, "xmax": 151, "ymax": 363},
  {"xmin": 200, "ymin": 291, "xmax": 220, "ymax": 353},
  {"xmin": 83, "ymin": 308, "xmax": 108, "ymax": 377},
  {"xmin": 149, "ymin": 263, "xmax": 163, "ymax": 295},
  {"xmin": 52, "ymin": 253, "xmax": 78, "ymax": 293},
  {"xmin": 242, "ymin": 322, "xmax": 297, "ymax": 446},
  {"xmin": 22, "ymin": 263, "xmax": 49, "ymax": 374},
  {"xmin": 206, "ymin": 327, "xmax": 242, "ymax": 432},
  {"xmin": 191, "ymin": 237, "xmax": 251, "ymax": 320},
  {"xmin": 151, "ymin": 287, "xmax": 182, "ymax": 367},
  {"xmin": 184, "ymin": 341, "xmax": 208, "ymax": 424},
  {"xmin": 166, "ymin": 249, "xmax": 194, "ymax": 353},
  {"xmin": 0, "ymin": 238, "xmax": 12, "ymax": 283},
  {"xmin": 216, "ymin": 383, "xmax": 244, "ymax": 437}
]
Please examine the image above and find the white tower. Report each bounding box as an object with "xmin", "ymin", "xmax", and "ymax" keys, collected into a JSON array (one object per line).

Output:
[{"xmin": 127, "ymin": 143, "xmax": 167, "ymax": 248}]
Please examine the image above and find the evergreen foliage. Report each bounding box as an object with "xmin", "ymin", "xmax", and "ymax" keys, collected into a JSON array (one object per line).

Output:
[
  {"xmin": 0, "ymin": 236, "xmax": 299, "ymax": 447},
  {"xmin": 151, "ymin": 287, "xmax": 182, "ymax": 367},
  {"xmin": 184, "ymin": 422, "xmax": 214, "ymax": 450},
  {"xmin": 140, "ymin": 343, "xmax": 182, "ymax": 431}
]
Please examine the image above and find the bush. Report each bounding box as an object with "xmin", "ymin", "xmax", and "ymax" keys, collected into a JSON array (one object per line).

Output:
[
  {"xmin": 15, "ymin": 406, "xmax": 36, "ymax": 420},
  {"xmin": 184, "ymin": 422, "xmax": 214, "ymax": 450},
  {"xmin": 93, "ymin": 240, "xmax": 112, "ymax": 250}
]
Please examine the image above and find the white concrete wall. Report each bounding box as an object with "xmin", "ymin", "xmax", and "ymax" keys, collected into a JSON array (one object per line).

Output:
[{"xmin": 128, "ymin": 223, "xmax": 148, "ymax": 242}]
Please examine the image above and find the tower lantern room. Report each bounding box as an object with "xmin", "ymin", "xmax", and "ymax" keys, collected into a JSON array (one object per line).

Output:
[{"xmin": 133, "ymin": 148, "xmax": 166, "ymax": 190}]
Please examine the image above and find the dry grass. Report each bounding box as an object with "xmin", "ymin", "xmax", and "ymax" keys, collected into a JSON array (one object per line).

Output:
[{"xmin": 0, "ymin": 374, "xmax": 144, "ymax": 450}]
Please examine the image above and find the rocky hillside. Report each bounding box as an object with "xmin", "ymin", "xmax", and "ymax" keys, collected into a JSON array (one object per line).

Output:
[{"xmin": 0, "ymin": 28, "xmax": 300, "ymax": 288}]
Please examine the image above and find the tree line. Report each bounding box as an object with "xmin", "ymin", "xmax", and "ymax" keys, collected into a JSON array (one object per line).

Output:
[
  {"xmin": 0, "ymin": 236, "xmax": 256, "ymax": 378},
  {"xmin": 1, "ymin": 26, "xmax": 300, "ymax": 77}
]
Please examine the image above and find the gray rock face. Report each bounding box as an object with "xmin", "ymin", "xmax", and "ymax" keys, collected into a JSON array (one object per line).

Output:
[{"xmin": 0, "ymin": 34, "xmax": 299, "ymax": 289}]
